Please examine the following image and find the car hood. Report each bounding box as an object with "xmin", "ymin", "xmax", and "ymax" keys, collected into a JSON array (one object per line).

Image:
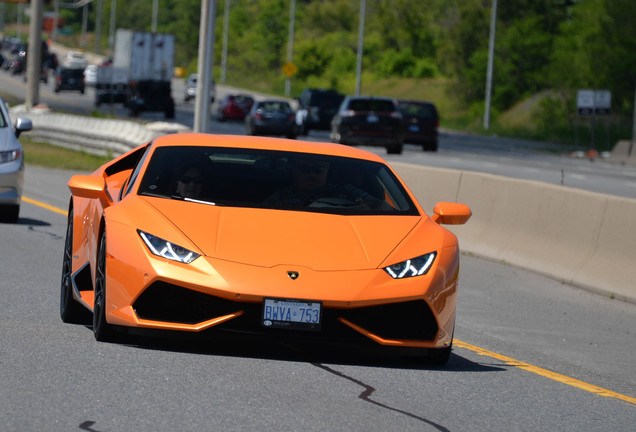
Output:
[{"xmin": 144, "ymin": 198, "xmax": 421, "ymax": 271}]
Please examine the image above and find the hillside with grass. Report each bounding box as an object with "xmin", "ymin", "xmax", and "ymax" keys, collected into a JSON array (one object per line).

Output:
[{"xmin": 2, "ymin": 0, "xmax": 634, "ymax": 149}]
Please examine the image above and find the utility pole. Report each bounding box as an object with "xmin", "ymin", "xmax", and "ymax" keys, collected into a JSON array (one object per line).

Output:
[
  {"xmin": 109, "ymin": 0, "xmax": 117, "ymax": 54},
  {"xmin": 26, "ymin": 0, "xmax": 44, "ymax": 109},
  {"xmin": 220, "ymin": 0, "xmax": 230, "ymax": 84},
  {"xmin": 95, "ymin": 0, "xmax": 103, "ymax": 54},
  {"xmin": 81, "ymin": 4, "xmax": 89, "ymax": 49},
  {"xmin": 284, "ymin": 0, "xmax": 296, "ymax": 97},
  {"xmin": 483, "ymin": 0, "xmax": 498, "ymax": 131},
  {"xmin": 194, "ymin": 0, "xmax": 217, "ymax": 133},
  {"xmin": 355, "ymin": 0, "xmax": 366, "ymax": 96},
  {"xmin": 151, "ymin": 0, "xmax": 158, "ymax": 32},
  {"xmin": 630, "ymin": 85, "xmax": 636, "ymax": 159}
]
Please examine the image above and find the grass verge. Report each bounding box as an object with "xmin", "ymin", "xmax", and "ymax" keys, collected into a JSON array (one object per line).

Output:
[{"xmin": 21, "ymin": 136, "xmax": 112, "ymax": 171}]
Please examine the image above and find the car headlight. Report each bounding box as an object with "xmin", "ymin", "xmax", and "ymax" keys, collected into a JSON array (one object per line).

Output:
[
  {"xmin": 383, "ymin": 252, "xmax": 437, "ymax": 279},
  {"xmin": 138, "ymin": 230, "xmax": 200, "ymax": 264},
  {"xmin": 0, "ymin": 149, "xmax": 21, "ymax": 164}
]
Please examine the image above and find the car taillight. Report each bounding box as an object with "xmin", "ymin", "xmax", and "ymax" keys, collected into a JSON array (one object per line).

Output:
[
  {"xmin": 255, "ymin": 112, "xmax": 264, "ymax": 120},
  {"xmin": 287, "ymin": 113, "xmax": 295, "ymax": 122},
  {"xmin": 436, "ymin": 119, "xmax": 440, "ymax": 128},
  {"xmin": 340, "ymin": 110, "xmax": 355, "ymax": 117},
  {"xmin": 390, "ymin": 111, "xmax": 403, "ymax": 119}
]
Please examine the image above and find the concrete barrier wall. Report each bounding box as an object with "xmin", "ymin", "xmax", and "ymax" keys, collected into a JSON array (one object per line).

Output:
[{"xmin": 392, "ymin": 162, "xmax": 636, "ymax": 303}]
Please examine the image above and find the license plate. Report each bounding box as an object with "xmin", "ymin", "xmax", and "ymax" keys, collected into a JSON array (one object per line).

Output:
[
  {"xmin": 408, "ymin": 125, "xmax": 420, "ymax": 132},
  {"xmin": 262, "ymin": 298, "xmax": 322, "ymax": 331},
  {"xmin": 366, "ymin": 114, "xmax": 379, "ymax": 123}
]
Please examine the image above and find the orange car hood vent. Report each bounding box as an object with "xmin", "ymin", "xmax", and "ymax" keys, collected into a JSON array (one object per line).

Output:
[{"xmin": 149, "ymin": 200, "xmax": 420, "ymax": 271}]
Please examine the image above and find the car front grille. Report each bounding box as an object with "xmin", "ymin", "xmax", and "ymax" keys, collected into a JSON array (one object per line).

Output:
[{"xmin": 133, "ymin": 282, "xmax": 439, "ymax": 342}]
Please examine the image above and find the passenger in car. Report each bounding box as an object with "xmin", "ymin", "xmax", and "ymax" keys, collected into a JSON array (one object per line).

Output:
[
  {"xmin": 264, "ymin": 156, "xmax": 389, "ymax": 209},
  {"xmin": 174, "ymin": 164, "xmax": 205, "ymax": 199}
]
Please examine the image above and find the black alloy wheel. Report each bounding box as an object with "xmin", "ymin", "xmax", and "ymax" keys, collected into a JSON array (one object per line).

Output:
[
  {"xmin": 93, "ymin": 229, "xmax": 117, "ymax": 341},
  {"xmin": 60, "ymin": 207, "xmax": 87, "ymax": 323}
]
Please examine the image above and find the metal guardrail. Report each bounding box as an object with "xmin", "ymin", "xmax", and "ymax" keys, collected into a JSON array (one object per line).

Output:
[{"xmin": 10, "ymin": 105, "xmax": 190, "ymax": 156}]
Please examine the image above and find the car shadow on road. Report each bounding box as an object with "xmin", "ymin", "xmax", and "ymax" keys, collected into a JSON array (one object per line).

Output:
[
  {"xmin": 106, "ymin": 327, "xmax": 505, "ymax": 373},
  {"xmin": 16, "ymin": 217, "xmax": 51, "ymax": 226}
]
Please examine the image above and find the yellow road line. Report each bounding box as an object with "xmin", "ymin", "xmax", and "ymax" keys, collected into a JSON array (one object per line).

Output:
[
  {"xmin": 454, "ymin": 339, "xmax": 636, "ymax": 406},
  {"xmin": 20, "ymin": 196, "xmax": 636, "ymax": 407},
  {"xmin": 22, "ymin": 196, "xmax": 67, "ymax": 216}
]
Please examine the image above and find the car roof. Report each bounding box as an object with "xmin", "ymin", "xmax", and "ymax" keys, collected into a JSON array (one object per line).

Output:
[{"xmin": 151, "ymin": 134, "xmax": 388, "ymax": 163}]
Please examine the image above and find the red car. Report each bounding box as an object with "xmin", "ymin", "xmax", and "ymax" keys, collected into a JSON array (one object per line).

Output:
[{"xmin": 217, "ymin": 94, "xmax": 254, "ymax": 121}]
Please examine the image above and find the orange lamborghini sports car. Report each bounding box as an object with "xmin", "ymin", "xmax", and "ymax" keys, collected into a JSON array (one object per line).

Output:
[{"xmin": 60, "ymin": 133, "xmax": 470, "ymax": 364}]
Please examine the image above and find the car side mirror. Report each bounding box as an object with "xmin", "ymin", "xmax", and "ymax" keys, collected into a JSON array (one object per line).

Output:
[
  {"xmin": 68, "ymin": 175, "xmax": 113, "ymax": 208},
  {"xmin": 431, "ymin": 202, "xmax": 471, "ymax": 225},
  {"xmin": 14, "ymin": 117, "xmax": 32, "ymax": 138}
]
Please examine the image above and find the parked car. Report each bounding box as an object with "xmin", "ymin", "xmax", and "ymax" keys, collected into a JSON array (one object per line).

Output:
[
  {"xmin": 0, "ymin": 96, "xmax": 33, "ymax": 223},
  {"xmin": 245, "ymin": 100, "xmax": 297, "ymax": 139},
  {"xmin": 184, "ymin": 73, "xmax": 215, "ymax": 103},
  {"xmin": 60, "ymin": 133, "xmax": 471, "ymax": 365},
  {"xmin": 54, "ymin": 67, "xmax": 85, "ymax": 94},
  {"xmin": 296, "ymin": 88, "xmax": 344, "ymax": 135},
  {"xmin": 217, "ymin": 94, "xmax": 254, "ymax": 121},
  {"xmin": 397, "ymin": 100, "xmax": 439, "ymax": 151},
  {"xmin": 330, "ymin": 96, "xmax": 404, "ymax": 154}
]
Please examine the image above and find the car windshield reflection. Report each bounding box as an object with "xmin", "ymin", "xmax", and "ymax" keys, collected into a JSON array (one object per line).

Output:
[{"xmin": 137, "ymin": 146, "xmax": 418, "ymax": 216}]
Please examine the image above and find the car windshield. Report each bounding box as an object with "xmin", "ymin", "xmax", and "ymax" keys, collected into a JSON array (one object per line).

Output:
[
  {"xmin": 138, "ymin": 146, "xmax": 418, "ymax": 216},
  {"xmin": 230, "ymin": 95, "xmax": 253, "ymax": 105},
  {"xmin": 348, "ymin": 99, "xmax": 396, "ymax": 112},
  {"xmin": 398, "ymin": 102, "xmax": 437, "ymax": 118},
  {"xmin": 61, "ymin": 69, "xmax": 83, "ymax": 78},
  {"xmin": 309, "ymin": 92, "xmax": 343, "ymax": 108},
  {"xmin": 258, "ymin": 101, "xmax": 292, "ymax": 113}
]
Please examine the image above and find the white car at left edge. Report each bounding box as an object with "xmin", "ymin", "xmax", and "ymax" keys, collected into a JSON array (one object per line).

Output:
[{"xmin": 0, "ymin": 97, "xmax": 33, "ymax": 223}]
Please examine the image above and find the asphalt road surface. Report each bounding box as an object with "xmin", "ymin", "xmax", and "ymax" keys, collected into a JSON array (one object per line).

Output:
[{"xmin": 0, "ymin": 164, "xmax": 634, "ymax": 432}]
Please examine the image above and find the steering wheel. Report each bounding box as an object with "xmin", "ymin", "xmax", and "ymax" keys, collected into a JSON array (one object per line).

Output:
[{"xmin": 304, "ymin": 186, "xmax": 358, "ymax": 208}]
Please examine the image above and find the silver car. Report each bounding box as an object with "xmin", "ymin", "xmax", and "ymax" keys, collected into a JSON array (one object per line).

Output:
[
  {"xmin": 184, "ymin": 73, "xmax": 215, "ymax": 103},
  {"xmin": 0, "ymin": 97, "xmax": 33, "ymax": 223}
]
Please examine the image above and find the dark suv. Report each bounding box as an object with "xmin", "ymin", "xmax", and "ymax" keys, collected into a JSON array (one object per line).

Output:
[
  {"xmin": 330, "ymin": 96, "xmax": 404, "ymax": 154},
  {"xmin": 54, "ymin": 67, "xmax": 85, "ymax": 94},
  {"xmin": 397, "ymin": 100, "xmax": 439, "ymax": 151},
  {"xmin": 296, "ymin": 88, "xmax": 344, "ymax": 135}
]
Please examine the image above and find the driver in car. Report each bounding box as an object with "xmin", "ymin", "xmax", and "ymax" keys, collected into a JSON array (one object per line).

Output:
[{"xmin": 264, "ymin": 157, "xmax": 387, "ymax": 209}]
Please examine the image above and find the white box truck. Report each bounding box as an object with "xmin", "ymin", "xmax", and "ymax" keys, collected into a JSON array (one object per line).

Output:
[{"xmin": 111, "ymin": 29, "xmax": 176, "ymax": 118}]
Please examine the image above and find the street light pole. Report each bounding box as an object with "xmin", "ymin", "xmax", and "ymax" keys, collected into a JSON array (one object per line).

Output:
[
  {"xmin": 152, "ymin": 0, "xmax": 158, "ymax": 32},
  {"xmin": 26, "ymin": 0, "xmax": 44, "ymax": 109},
  {"xmin": 483, "ymin": 0, "xmax": 498, "ymax": 131},
  {"xmin": 220, "ymin": 0, "xmax": 230, "ymax": 84},
  {"xmin": 355, "ymin": 0, "xmax": 366, "ymax": 96},
  {"xmin": 284, "ymin": 0, "xmax": 296, "ymax": 97},
  {"xmin": 109, "ymin": 0, "xmax": 117, "ymax": 53},
  {"xmin": 194, "ymin": 0, "xmax": 217, "ymax": 133}
]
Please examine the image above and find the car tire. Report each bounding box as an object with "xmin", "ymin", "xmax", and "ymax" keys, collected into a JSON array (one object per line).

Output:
[
  {"xmin": 426, "ymin": 344, "xmax": 452, "ymax": 366},
  {"xmin": 93, "ymin": 229, "xmax": 117, "ymax": 342},
  {"xmin": 386, "ymin": 144, "xmax": 403, "ymax": 155},
  {"xmin": 60, "ymin": 207, "xmax": 88, "ymax": 323},
  {"xmin": 423, "ymin": 142, "xmax": 438, "ymax": 152},
  {"xmin": 0, "ymin": 204, "xmax": 19, "ymax": 223}
]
